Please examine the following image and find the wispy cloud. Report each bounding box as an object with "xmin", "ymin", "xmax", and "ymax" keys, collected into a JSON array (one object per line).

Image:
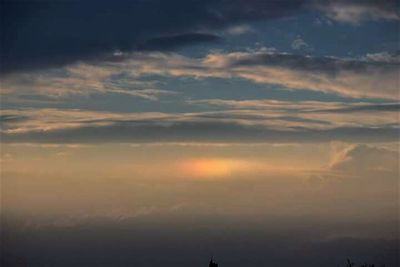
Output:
[
  {"xmin": 1, "ymin": 102, "xmax": 398, "ymax": 144},
  {"xmin": 2, "ymin": 49, "xmax": 399, "ymax": 100},
  {"xmin": 311, "ymin": 143, "xmax": 399, "ymax": 189},
  {"xmin": 202, "ymin": 50, "xmax": 399, "ymax": 99}
]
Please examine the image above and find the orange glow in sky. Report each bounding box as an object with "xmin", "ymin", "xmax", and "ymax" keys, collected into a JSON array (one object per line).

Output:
[{"xmin": 179, "ymin": 158, "xmax": 246, "ymax": 178}]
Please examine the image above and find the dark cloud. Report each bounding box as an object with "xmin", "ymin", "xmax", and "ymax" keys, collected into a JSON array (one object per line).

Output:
[
  {"xmin": 136, "ymin": 33, "xmax": 221, "ymax": 51},
  {"xmin": 309, "ymin": 103, "xmax": 400, "ymax": 113},
  {"xmin": 312, "ymin": 0, "xmax": 400, "ymax": 24},
  {"xmin": 231, "ymin": 53, "xmax": 399, "ymax": 76},
  {"xmin": 2, "ymin": 0, "xmax": 398, "ymax": 74},
  {"xmin": 1, "ymin": 120, "xmax": 398, "ymax": 144},
  {"xmin": 0, "ymin": 0, "xmax": 304, "ymax": 74},
  {"xmin": 193, "ymin": 112, "xmax": 332, "ymax": 125},
  {"xmin": 0, "ymin": 114, "xmax": 27, "ymax": 123}
]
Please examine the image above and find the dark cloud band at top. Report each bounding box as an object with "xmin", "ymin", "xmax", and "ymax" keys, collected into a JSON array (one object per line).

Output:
[
  {"xmin": 0, "ymin": 0, "xmax": 304, "ymax": 74},
  {"xmin": 3, "ymin": 0, "xmax": 397, "ymax": 74}
]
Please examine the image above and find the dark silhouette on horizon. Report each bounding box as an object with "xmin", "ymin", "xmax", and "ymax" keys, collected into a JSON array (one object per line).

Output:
[{"xmin": 209, "ymin": 257, "xmax": 218, "ymax": 267}]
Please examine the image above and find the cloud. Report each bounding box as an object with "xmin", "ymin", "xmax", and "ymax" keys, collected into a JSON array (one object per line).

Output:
[
  {"xmin": 362, "ymin": 51, "xmax": 400, "ymax": 63},
  {"xmin": 0, "ymin": 0, "xmax": 305, "ymax": 74},
  {"xmin": 2, "ymin": 49, "xmax": 399, "ymax": 100},
  {"xmin": 190, "ymin": 99, "xmax": 400, "ymax": 112},
  {"xmin": 291, "ymin": 37, "xmax": 311, "ymax": 51},
  {"xmin": 105, "ymin": 88, "xmax": 177, "ymax": 101},
  {"xmin": 312, "ymin": 0, "xmax": 400, "ymax": 24},
  {"xmin": 190, "ymin": 99, "xmax": 400, "ymax": 130},
  {"xmin": 1, "ymin": 107, "xmax": 398, "ymax": 144},
  {"xmin": 136, "ymin": 33, "xmax": 221, "ymax": 51},
  {"xmin": 308, "ymin": 143, "xmax": 399, "ymax": 192},
  {"xmin": 0, "ymin": 62, "xmax": 176, "ymax": 100},
  {"xmin": 329, "ymin": 144, "xmax": 398, "ymax": 173},
  {"xmin": 2, "ymin": 0, "xmax": 397, "ymax": 74},
  {"xmin": 226, "ymin": 51, "xmax": 397, "ymax": 74},
  {"xmin": 2, "ymin": 139, "xmax": 399, "ymax": 265},
  {"xmin": 225, "ymin": 25, "xmax": 254, "ymax": 35},
  {"xmin": 203, "ymin": 50, "xmax": 399, "ymax": 99}
]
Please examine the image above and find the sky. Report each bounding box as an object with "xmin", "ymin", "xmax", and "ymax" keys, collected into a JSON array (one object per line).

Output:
[{"xmin": 0, "ymin": 1, "xmax": 399, "ymax": 266}]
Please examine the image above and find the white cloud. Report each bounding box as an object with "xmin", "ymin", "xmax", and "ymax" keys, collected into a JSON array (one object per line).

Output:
[{"xmin": 363, "ymin": 51, "xmax": 400, "ymax": 63}]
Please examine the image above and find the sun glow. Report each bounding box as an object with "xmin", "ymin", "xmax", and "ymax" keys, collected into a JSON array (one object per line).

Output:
[{"xmin": 179, "ymin": 158, "xmax": 246, "ymax": 178}]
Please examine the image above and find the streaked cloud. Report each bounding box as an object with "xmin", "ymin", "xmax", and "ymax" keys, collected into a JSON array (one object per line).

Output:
[
  {"xmin": 2, "ymin": 49, "xmax": 399, "ymax": 100},
  {"xmin": 202, "ymin": 50, "xmax": 399, "ymax": 99},
  {"xmin": 1, "ymin": 103, "xmax": 398, "ymax": 144}
]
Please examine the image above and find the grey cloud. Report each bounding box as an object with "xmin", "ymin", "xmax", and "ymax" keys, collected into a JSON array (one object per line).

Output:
[
  {"xmin": 230, "ymin": 52, "xmax": 399, "ymax": 76},
  {"xmin": 291, "ymin": 37, "xmax": 312, "ymax": 51},
  {"xmin": 1, "ymin": 119, "xmax": 398, "ymax": 144},
  {"xmin": 1, "ymin": 105, "xmax": 398, "ymax": 144},
  {"xmin": 203, "ymin": 51, "xmax": 400, "ymax": 99},
  {"xmin": 190, "ymin": 99, "xmax": 400, "ymax": 113},
  {"xmin": 0, "ymin": 114, "xmax": 28, "ymax": 123},
  {"xmin": 312, "ymin": 0, "xmax": 400, "ymax": 24},
  {"xmin": 192, "ymin": 111, "xmax": 332, "ymax": 126},
  {"xmin": 136, "ymin": 33, "xmax": 221, "ymax": 51},
  {"xmin": 363, "ymin": 51, "xmax": 400, "ymax": 63},
  {"xmin": 0, "ymin": 0, "xmax": 305, "ymax": 74},
  {"xmin": 5, "ymin": 49, "xmax": 396, "ymax": 100},
  {"xmin": 3, "ymin": 0, "xmax": 396, "ymax": 74},
  {"xmin": 309, "ymin": 103, "xmax": 400, "ymax": 113}
]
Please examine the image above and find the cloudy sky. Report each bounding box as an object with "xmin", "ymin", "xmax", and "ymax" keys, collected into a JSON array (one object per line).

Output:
[{"xmin": 1, "ymin": 1, "xmax": 399, "ymax": 266}]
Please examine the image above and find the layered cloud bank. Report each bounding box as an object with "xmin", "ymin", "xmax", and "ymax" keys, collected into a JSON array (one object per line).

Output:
[
  {"xmin": 2, "ymin": 49, "xmax": 400, "ymax": 102},
  {"xmin": 2, "ymin": 0, "xmax": 398, "ymax": 74},
  {"xmin": 1, "ymin": 99, "xmax": 398, "ymax": 144}
]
